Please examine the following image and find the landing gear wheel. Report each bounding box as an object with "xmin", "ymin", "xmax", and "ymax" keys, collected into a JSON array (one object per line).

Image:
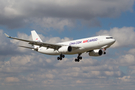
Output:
[
  {"xmin": 59, "ymin": 57, "xmax": 62, "ymax": 60},
  {"xmin": 75, "ymin": 59, "xmax": 80, "ymax": 62},
  {"xmin": 57, "ymin": 54, "xmax": 65, "ymax": 60},
  {"xmin": 78, "ymin": 56, "xmax": 82, "ymax": 60},
  {"xmin": 75, "ymin": 53, "xmax": 82, "ymax": 62},
  {"xmin": 62, "ymin": 55, "xmax": 65, "ymax": 58},
  {"xmin": 104, "ymin": 52, "xmax": 106, "ymax": 54},
  {"xmin": 57, "ymin": 57, "xmax": 63, "ymax": 60}
]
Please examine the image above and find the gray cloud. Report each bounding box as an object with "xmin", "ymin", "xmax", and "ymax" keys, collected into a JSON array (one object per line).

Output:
[
  {"xmin": 0, "ymin": 30, "xmax": 19, "ymax": 56},
  {"xmin": 0, "ymin": 0, "xmax": 134, "ymax": 29}
]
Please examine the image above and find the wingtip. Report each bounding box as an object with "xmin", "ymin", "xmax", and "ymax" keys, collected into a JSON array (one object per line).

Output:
[{"xmin": 4, "ymin": 33, "xmax": 10, "ymax": 38}]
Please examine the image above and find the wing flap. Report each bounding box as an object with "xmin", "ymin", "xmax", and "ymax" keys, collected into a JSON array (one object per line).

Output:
[{"xmin": 19, "ymin": 46, "xmax": 34, "ymax": 49}]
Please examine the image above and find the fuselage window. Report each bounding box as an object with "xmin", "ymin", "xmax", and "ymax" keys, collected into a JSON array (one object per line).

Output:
[{"xmin": 106, "ymin": 37, "xmax": 113, "ymax": 39}]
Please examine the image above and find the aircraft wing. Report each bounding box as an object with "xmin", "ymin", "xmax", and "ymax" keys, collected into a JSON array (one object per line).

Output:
[{"xmin": 5, "ymin": 33, "xmax": 80, "ymax": 50}]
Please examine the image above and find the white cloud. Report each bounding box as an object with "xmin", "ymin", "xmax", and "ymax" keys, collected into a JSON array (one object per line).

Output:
[
  {"xmin": 118, "ymin": 76, "xmax": 131, "ymax": 82},
  {"xmin": 108, "ymin": 52, "xmax": 135, "ymax": 66},
  {"xmin": 104, "ymin": 48, "xmax": 135, "ymax": 66},
  {"xmin": 43, "ymin": 36, "xmax": 72, "ymax": 43},
  {"xmin": 10, "ymin": 55, "xmax": 32, "ymax": 66}
]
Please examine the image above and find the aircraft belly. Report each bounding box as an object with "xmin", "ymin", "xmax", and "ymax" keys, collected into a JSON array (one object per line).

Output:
[
  {"xmin": 38, "ymin": 47, "xmax": 84, "ymax": 55},
  {"xmin": 80, "ymin": 42, "xmax": 99, "ymax": 49},
  {"xmin": 38, "ymin": 48, "xmax": 59, "ymax": 55}
]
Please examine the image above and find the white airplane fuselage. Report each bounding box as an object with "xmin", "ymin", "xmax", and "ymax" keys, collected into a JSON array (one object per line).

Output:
[
  {"xmin": 5, "ymin": 30, "xmax": 116, "ymax": 62},
  {"xmin": 38, "ymin": 35, "xmax": 115, "ymax": 55}
]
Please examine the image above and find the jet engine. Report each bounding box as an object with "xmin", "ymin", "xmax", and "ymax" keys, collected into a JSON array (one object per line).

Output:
[
  {"xmin": 89, "ymin": 49, "xmax": 103, "ymax": 56},
  {"xmin": 58, "ymin": 46, "xmax": 72, "ymax": 53}
]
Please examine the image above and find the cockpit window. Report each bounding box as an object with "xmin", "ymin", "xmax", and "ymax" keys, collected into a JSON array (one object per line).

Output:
[{"xmin": 106, "ymin": 37, "xmax": 113, "ymax": 39}]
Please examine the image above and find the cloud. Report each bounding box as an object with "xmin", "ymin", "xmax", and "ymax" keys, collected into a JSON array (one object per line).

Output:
[
  {"xmin": 5, "ymin": 77, "xmax": 19, "ymax": 83},
  {"xmin": 1, "ymin": 28, "xmax": 135, "ymax": 90},
  {"xmin": 128, "ymin": 48, "xmax": 135, "ymax": 54},
  {"xmin": 0, "ymin": 54, "xmax": 128, "ymax": 90},
  {"xmin": 119, "ymin": 54, "xmax": 135, "ymax": 66},
  {"xmin": 97, "ymin": 27, "xmax": 135, "ymax": 48},
  {"xmin": 0, "ymin": 29, "xmax": 36, "ymax": 55},
  {"xmin": 104, "ymin": 48, "xmax": 135, "ymax": 66},
  {"xmin": 31, "ymin": 17, "xmax": 75, "ymax": 31},
  {"xmin": 0, "ymin": 0, "xmax": 134, "ymax": 29},
  {"xmin": 0, "ymin": 29, "xmax": 19, "ymax": 56},
  {"xmin": 0, "ymin": 54, "xmax": 124, "ymax": 86},
  {"xmin": 118, "ymin": 76, "xmax": 131, "ymax": 82}
]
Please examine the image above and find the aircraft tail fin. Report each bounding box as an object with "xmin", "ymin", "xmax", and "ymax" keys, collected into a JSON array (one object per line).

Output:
[{"xmin": 31, "ymin": 30, "xmax": 43, "ymax": 48}]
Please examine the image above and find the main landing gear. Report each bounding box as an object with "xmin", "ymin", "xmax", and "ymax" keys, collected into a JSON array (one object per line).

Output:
[
  {"xmin": 57, "ymin": 53, "xmax": 82, "ymax": 62},
  {"xmin": 57, "ymin": 54, "xmax": 65, "ymax": 60},
  {"xmin": 75, "ymin": 53, "xmax": 82, "ymax": 62}
]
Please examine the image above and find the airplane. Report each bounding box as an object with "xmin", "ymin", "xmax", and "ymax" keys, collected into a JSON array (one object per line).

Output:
[{"xmin": 5, "ymin": 30, "xmax": 116, "ymax": 62}]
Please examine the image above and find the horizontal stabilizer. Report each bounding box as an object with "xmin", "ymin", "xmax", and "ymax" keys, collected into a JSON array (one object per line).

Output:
[
  {"xmin": 4, "ymin": 33, "xmax": 10, "ymax": 38},
  {"xmin": 19, "ymin": 46, "xmax": 34, "ymax": 49},
  {"xmin": 19, "ymin": 46, "xmax": 39, "ymax": 51}
]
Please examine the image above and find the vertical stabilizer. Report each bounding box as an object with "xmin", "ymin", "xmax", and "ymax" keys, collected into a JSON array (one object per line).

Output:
[{"xmin": 31, "ymin": 30, "xmax": 43, "ymax": 48}]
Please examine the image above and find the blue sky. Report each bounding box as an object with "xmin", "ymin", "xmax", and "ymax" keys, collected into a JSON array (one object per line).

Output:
[{"xmin": 0, "ymin": 0, "xmax": 135, "ymax": 90}]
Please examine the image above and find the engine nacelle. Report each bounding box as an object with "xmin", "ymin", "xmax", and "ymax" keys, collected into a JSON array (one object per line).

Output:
[
  {"xmin": 89, "ymin": 49, "xmax": 103, "ymax": 56},
  {"xmin": 58, "ymin": 46, "xmax": 72, "ymax": 53}
]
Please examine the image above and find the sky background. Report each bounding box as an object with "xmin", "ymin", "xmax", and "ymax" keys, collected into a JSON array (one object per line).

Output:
[{"xmin": 0, "ymin": 0, "xmax": 135, "ymax": 90}]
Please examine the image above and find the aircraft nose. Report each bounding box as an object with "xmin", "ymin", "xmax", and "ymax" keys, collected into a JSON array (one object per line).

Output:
[{"xmin": 113, "ymin": 39, "xmax": 116, "ymax": 43}]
